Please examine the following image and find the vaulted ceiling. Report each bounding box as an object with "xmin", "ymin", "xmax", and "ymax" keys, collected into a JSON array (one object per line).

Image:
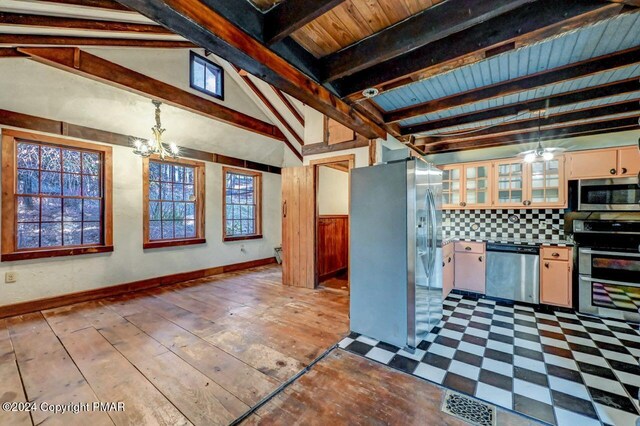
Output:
[{"xmin": 1, "ymin": 0, "xmax": 639, "ymax": 154}]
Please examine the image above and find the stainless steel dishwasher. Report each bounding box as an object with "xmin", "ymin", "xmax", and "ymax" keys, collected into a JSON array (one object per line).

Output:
[{"xmin": 486, "ymin": 243, "xmax": 540, "ymax": 304}]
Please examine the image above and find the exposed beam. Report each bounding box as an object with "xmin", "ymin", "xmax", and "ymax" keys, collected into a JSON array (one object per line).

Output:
[
  {"xmin": 395, "ymin": 46, "xmax": 640, "ymax": 134},
  {"xmin": 417, "ymin": 102, "xmax": 640, "ymax": 144},
  {"xmin": 271, "ymin": 87, "xmax": 304, "ymax": 126},
  {"xmin": 302, "ymin": 137, "xmax": 370, "ymax": 156},
  {"xmin": 32, "ymin": 0, "xmax": 131, "ymax": 11},
  {"xmin": 0, "ymin": 47, "xmax": 27, "ymax": 58},
  {"xmin": 233, "ymin": 67, "xmax": 304, "ymax": 161},
  {"xmin": 607, "ymin": 0, "xmax": 640, "ymax": 6},
  {"xmin": 322, "ymin": 0, "xmax": 535, "ymax": 82},
  {"xmin": 0, "ymin": 12, "xmax": 171, "ymax": 34},
  {"xmin": 113, "ymin": 0, "xmax": 386, "ymax": 140},
  {"xmin": 18, "ymin": 47, "xmax": 285, "ymax": 141},
  {"xmin": 332, "ymin": 0, "xmax": 625, "ymax": 99},
  {"xmin": 0, "ymin": 34, "xmax": 195, "ymax": 48},
  {"xmin": 419, "ymin": 116, "xmax": 639, "ymax": 153},
  {"xmin": 392, "ymin": 78, "xmax": 640, "ymax": 131},
  {"xmin": 264, "ymin": 0, "xmax": 347, "ymax": 45},
  {"xmin": 0, "ymin": 108, "xmax": 282, "ymax": 173}
]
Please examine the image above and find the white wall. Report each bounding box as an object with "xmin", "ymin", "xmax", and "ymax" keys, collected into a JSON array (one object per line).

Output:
[
  {"xmin": 0, "ymin": 49, "xmax": 284, "ymax": 306},
  {"xmin": 317, "ymin": 166, "xmax": 349, "ymax": 215}
]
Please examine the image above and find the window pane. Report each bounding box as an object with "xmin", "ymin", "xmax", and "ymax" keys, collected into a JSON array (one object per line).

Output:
[
  {"xmin": 17, "ymin": 223, "xmax": 39, "ymax": 249},
  {"xmin": 41, "ymin": 197, "xmax": 62, "ymax": 222},
  {"xmin": 205, "ymin": 65, "xmax": 219, "ymax": 94},
  {"xmin": 184, "ymin": 184, "xmax": 194, "ymax": 201},
  {"xmin": 175, "ymin": 221, "xmax": 186, "ymax": 238},
  {"xmin": 173, "ymin": 166, "xmax": 185, "ymax": 183},
  {"xmin": 161, "ymin": 182, "xmax": 172, "ymax": 200},
  {"xmin": 63, "ymin": 198, "xmax": 82, "ymax": 222},
  {"xmin": 41, "ymin": 171, "xmax": 62, "ymax": 195},
  {"xmin": 149, "ymin": 201, "xmax": 161, "ymax": 220},
  {"xmin": 17, "ymin": 143, "xmax": 39, "ymax": 169},
  {"xmin": 63, "ymin": 149, "xmax": 81, "ymax": 173},
  {"xmin": 162, "ymin": 221, "xmax": 174, "ymax": 239},
  {"xmin": 161, "ymin": 164, "xmax": 172, "ymax": 181},
  {"xmin": 63, "ymin": 173, "xmax": 82, "ymax": 196},
  {"xmin": 41, "ymin": 222, "xmax": 62, "ymax": 247},
  {"xmin": 185, "ymin": 167, "xmax": 194, "ymax": 184},
  {"xmin": 82, "ymin": 152, "xmax": 99, "ymax": 175},
  {"xmin": 83, "ymin": 222, "xmax": 101, "ymax": 244},
  {"xmin": 186, "ymin": 202, "xmax": 195, "ymax": 220},
  {"xmin": 17, "ymin": 196, "xmax": 40, "ymax": 222},
  {"xmin": 41, "ymin": 146, "xmax": 61, "ymax": 171},
  {"xmin": 162, "ymin": 202, "xmax": 174, "ymax": 220},
  {"xmin": 173, "ymin": 183, "xmax": 184, "ymax": 201},
  {"xmin": 149, "ymin": 182, "xmax": 160, "ymax": 200},
  {"xmin": 83, "ymin": 175, "xmax": 100, "ymax": 197},
  {"xmin": 192, "ymin": 58, "xmax": 205, "ymax": 89},
  {"xmin": 149, "ymin": 161, "xmax": 161, "ymax": 181},
  {"xmin": 149, "ymin": 221, "xmax": 161, "ymax": 240},
  {"xmin": 17, "ymin": 169, "xmax": 39, "ymax": 194},
  {"xmin": 186, "ymin": 220, "xmax": 195, "ymax": 237},
  {"xmin": 63, "ymin": 222, "xmax": 82, "ymax": 245},
  {"xmin": 83, "ymin": 199, "xmax": 101, "ymax": 221},
  {"xmin": 175, "ymin": 202, "xmax": 186, "ymax": 220}
]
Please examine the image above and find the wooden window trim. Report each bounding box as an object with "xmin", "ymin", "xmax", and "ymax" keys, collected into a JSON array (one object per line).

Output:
[
  {"xmin": 1, "ymin": 129, "xmax": 113, "ymax": 262},
  {"xmin": 222, "ymin": 167, "xmax": 262, "ymax": 242},
  {"xmin": 142, "ymin": 155, "xmax": 206, "ymax": 249},
  {"xmin": 189, "ymin": 51, "xmax": 225, "ymax": 101}
]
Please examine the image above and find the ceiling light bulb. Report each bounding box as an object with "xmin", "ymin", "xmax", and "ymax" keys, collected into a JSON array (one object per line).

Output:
[
  {"xmin": 169, "ymin": 143, "xmax": 179, "ymax": 155},
  {"xmin": 133, "ymin": 139, "xmax": 142, "ymax": 149},
  {"xmin": 524, "ymin": 153, "xmax": 536, "ymax": 163},
  {"xmin": 542, "ymin": 151, "xmax": 554, "ymax": 161}
]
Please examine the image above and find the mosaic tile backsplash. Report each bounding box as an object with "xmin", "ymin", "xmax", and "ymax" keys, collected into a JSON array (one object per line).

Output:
[{"xmin": 443, "ymin": 209, "xmax": 566, "ymax": 243}]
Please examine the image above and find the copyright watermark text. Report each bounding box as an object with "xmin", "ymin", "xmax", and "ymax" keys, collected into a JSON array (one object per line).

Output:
[{"xmin": 2, "ymin": 401, "xmax": 125, "ymax": 414}]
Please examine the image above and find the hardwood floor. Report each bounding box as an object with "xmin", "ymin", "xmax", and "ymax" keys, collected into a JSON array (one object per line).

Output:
[
  {"xmin": 0, "ymin": 265, "xmax": 349, "ymax": 426},
  {"xmin": 1, "ymin": 264, "xmax": 537, "ymax": 426}
]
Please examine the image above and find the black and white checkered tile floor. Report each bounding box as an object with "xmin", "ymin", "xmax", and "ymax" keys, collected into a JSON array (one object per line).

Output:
[{"xmin": 340, "ymin": 293, "xmax": 640, "ymax": 426}]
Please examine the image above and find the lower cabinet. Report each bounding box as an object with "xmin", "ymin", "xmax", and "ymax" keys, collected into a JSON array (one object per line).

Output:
[
  {"xmin": 442, "ymin": 243, "xmax": 454, "ymax": 298},
  {"xmin": 540, "ymin": 246, "xmax": 573, "ymax": 307},
  {"xmin": 454, "ymin": 242, "xmax": 486, "ymax": 294}
]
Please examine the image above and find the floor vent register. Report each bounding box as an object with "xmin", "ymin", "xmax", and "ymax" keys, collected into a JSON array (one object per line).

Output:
[{"xmin": 441, "ymin": 390, "xmax": 496, "ymax": 426}]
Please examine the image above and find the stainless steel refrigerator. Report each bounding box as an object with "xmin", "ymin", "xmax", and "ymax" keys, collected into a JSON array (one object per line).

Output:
[{"xmin": 350, "ymin": 158, "xmax": 443, "ymax": 350}]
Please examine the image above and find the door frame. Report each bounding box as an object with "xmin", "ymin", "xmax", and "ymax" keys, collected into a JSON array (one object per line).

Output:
[{"xmin": 310, "ymin": 154, "xmax": 355, "ymax": 288}]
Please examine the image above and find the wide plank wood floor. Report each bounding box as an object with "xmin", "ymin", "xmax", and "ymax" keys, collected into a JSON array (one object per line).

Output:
[{"xmin": 0, "ymin": 265, "xmax": 349, "ymax": 426}]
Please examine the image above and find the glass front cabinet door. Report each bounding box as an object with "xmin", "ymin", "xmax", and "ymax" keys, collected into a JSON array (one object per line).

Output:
[
  {"xmin": 463, "ymin": 163, "xmax": 492, "ymax": 208},
  {"xmin": 494, "ymin": 159, "xmax": 526, "ymax": 208},
  {"xmin": 442, "ymin": 165, "xmax": 462, "ymax": 209},
  {"xmin": 529, "ymin": 157, "xmax": 565, "ymax": 207}
]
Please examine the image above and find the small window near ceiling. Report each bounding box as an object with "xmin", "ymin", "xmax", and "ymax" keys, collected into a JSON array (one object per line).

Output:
[
  {"xmin": 223, "ymin": 168, "xmax": 262, "ymax": 242},
  {"xmin": 1, "ymin": 130, "xmax": 113, "ymax": 261},
  {"xmin": 143, "ymin": 157, "xmax": 205, "ymax": 249},
  {"xmin": 190, "ymin": 51, "xmax": 224, "ymax": 100}
]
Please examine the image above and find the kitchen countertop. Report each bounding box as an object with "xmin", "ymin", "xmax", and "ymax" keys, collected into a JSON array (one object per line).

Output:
[{"xmin": 443, "ymin": 235, "xmax": 574, "ymax": 247}]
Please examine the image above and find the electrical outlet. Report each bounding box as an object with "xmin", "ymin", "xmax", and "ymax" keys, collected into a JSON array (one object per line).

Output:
[{"xmin": 5, "ymin": 272, "xmax": 17, "ymax": 283}]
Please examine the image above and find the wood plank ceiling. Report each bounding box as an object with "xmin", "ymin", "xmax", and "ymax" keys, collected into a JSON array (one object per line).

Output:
[{"xmin": 1, "ymin": 0, "xmax": 639, "ymax": 154}]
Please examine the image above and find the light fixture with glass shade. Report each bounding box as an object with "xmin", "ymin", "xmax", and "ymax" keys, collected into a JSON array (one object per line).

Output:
[
  {"xmin": 131, "ymin": 100, "xmax": 180, "ymax": 160},
  {"xmin": 518, "ymin": 105, "xmax": 564, "ymax": 163}
]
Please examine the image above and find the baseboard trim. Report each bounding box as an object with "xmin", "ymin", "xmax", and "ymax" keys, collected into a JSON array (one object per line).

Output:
[
  {"xmin": 0, "ymin": 257, "xmax": 276, "ymax": 319},
  {"xmin": 319, "ymin": 267, "xmax": 348, "ymax": 282}
]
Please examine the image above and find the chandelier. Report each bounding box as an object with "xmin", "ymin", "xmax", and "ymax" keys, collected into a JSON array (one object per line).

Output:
[{"xmin": 132, "ymin": 100, "xmax": 180, "ymax": 160}]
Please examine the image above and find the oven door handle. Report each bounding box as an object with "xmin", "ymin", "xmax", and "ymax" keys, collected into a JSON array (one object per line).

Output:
[
  {"xmin": 581, "ymin": 276, "xmax": 640, "ymax": 287},
  {"xmin": 580, "ymin": 248, "xmax": 640, "ymax": 258}
]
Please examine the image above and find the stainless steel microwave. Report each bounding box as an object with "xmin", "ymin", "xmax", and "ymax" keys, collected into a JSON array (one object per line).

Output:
[{"xmin": 578, "ymin": 177, "xmax": 640, "ymax": 211}]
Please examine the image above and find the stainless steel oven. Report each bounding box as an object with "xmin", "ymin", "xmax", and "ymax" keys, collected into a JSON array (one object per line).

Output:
[
  {"xmin": 578, "ymin": 177, "xmax": 640, "ymax": 211},
  {"xmin": 573, "ymin": 218, "xmax": 640, "ymax": 322}
]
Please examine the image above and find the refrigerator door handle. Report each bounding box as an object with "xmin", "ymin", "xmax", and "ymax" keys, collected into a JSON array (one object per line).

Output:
[{"xmin": 426, "ymin": 189, "xmax": 437, "ymax": 279}]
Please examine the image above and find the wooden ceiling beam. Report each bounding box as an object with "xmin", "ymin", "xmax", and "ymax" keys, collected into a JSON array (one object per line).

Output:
[
  {"xmin": 416, "ymin": 101, "xmax": 640, "ymax": 144},
  {"xmin": 419, "ymin": 116, "xmax": 639, "ymax": 153},
  {"xmin": 264, "ymin": 0, "xmax": 347, "ymax": 45},
  {"xmin": 0, "ymin": 34, "xmax": 195, "ymax": 48},
  {"xmin": 394, "ymin": 78, "xmax": 640, "ymax": 132},
  {"xmin": 233, "ymin": 66, "xmax": 304, "ymax": 161},
  {"xmin": 271, "ymin": 87, "xmax": 304, "ymax": 126},
  {"xmin": 31, "ymin": 0, "xmax": 131, "ymax": 11},
  {"xmin": 395, "ymin": 46, "xmax": 640, "ymax": 133},
  {"xmin": 113, "ymin": 0, "xmax": 386, "ymax": 140},
  {"xmin": 0, "ymin": 12, "xmax": 171, "ymax": 34},
  {"xmin": 0, "ymin": 47, "xmax": 28, "ymax": 58},
  {"xmin": 331, "ymin": 0, "xmax": 625, "ymax": 99},
  {"xmin": 321, "ymin": 0, "xmax": 535, "ymax": 83},
  {"xmin": 17, "ymin": 47, "xmax": 286, "ymax": 141}
]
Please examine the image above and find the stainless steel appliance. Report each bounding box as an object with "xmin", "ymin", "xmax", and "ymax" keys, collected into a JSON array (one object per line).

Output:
[
  {"xmin": 350, "ymin": 158, "xmax": 442, "ymax": 349},
  {"xmin": 578, "ymin": 177, "xmax": 640, "ymax": 211},
  {"xmin": 486, "ymin": 243, "xmax": 540, "ymax": 304},
  {"xmin": 573, "ymin": 216, "xmax": 640, "ymax": 322}
]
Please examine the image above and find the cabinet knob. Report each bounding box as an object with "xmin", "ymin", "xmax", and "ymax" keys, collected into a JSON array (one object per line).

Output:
[
  {"xmin": 479, "ymin": 256, "xmax": 483, "ymax": 262},
  {"xmin": 544, "ymin": 262, "xmax": 550, "ymax": 269},
  {"xmin": 459, "ymin": 201, "xmax": 467, "ymax": 207},
  {"xmin": 523, "ymin": 200, "xmax": 531, "ymax": 206},
  {"xmin": 465, "ymin": 246, "xmax": 472, "ymax": 251},
  {"xmin": 442, "ymin": 261, "xmax": 446, "ymax": 267},
  {"xmin": 610, "ymin": 168, "xmax": 617, "ymax": 175},
  {"xmin": 621, "ymin": 167, "xmax": 628, "ymax": 174},
  {"xmin": 551, "ymin": 252, "xmax": 560, "ymax": 257},
  {"xmin": 448, "ymin": 257, "xmax": 452, "ymax": 263}
]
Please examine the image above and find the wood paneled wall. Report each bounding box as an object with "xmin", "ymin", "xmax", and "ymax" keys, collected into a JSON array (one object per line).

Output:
[{"xmin": 317, "ymin": 215, "xmax": 349, "ymax": 280}]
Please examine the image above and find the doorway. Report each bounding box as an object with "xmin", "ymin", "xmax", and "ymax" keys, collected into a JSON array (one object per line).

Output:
[{"xmin": 311, "ymin": 155, "xmax": 354, "ymax": 291}]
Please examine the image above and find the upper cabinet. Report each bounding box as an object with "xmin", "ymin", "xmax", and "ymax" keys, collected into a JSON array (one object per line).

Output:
[
  {"xmin": 493, "ymin": 157, "xmax": 566, "ymax": 209},
  {"xmin": 567, "ymin": 146, "xmax": 640, "ymax": 180},
  {"xmin": 442, "ymin": 162, "xmax": 492, "ymax": 209}
]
